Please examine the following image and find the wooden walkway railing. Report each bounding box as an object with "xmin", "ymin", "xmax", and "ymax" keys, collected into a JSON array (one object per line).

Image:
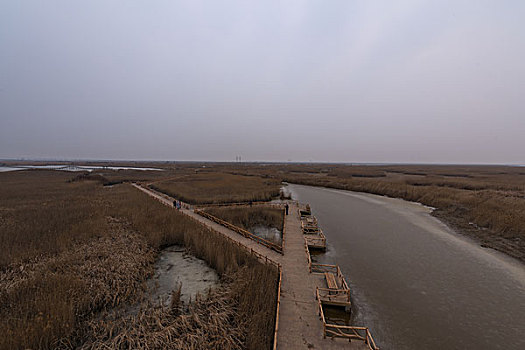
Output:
[
  {"xmin": 195, "ymin": 209, "xmax": 284, "ymax": 254},
  {"xmin": 303, "ymin": 228, "xmax": 379, "ymax": 349},
  {"xmin": 273, "ymin": 267, "xmax": 282, "ymax": 350},
  {"xmin": 194, "ymin": 202, "xmax": 285, "ymax": 209},
  {"xmin": 316, "ymin": 288, "xmax": 379, "ymax": 349},
  {"xmin": 304, "ymin": 232, "xmax": 326, "ymax": 250},
  {"xmin": 189, "ymin": 211, "xmax": 283, "ymax": 350},
  {"xmin": 132, "ymin": 184, "xmax": 282, "ymax": 350},
  {"xmin": 300, "ymin": 212, "xmax": 326, "ymax": 250}
]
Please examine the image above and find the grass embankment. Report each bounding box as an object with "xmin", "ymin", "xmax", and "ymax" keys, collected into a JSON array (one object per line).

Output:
[
  {"xmin": 204, "ymin": 207, "xmax": 285, "ymax": 233},
  {"xmin": 0, "ymin": 170, "xmax": 278, "ymax": 349},
  {"xmin": 150, "ymin": 173, "xmax": 281, "ymax": 205}
]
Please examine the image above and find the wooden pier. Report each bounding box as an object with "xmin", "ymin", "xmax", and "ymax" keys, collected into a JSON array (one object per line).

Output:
[
  {"xmin": 300, "ymin": 209, "xmax": 327, "ymax": 251},
  {"xmin": 133, "ymin": 183, "xmax": 378, "ymax": 349}
]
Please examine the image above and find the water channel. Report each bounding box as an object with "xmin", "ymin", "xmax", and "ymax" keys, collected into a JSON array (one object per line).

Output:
[{"xmin": 288, "ymin": 184, "xmax": 525, "ymax": 350}]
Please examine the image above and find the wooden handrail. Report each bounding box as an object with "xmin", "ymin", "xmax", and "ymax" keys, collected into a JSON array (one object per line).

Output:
[
  {"xmin": 133, "ymin": 183, "xmax": 283, "ymax": 350},
  {"xmin": 366, "ymin": 328, "xmax": 379, "ymax": 350},
  {"xmin": 282, "ymin": 208, "xmax": 287, "ymax": 253},
  {"xmin": 317, "ymin": 287, "xmax": 379, "ymax": 349},
  {"xmin": 195, "ymin": 209, "xmax": 283, "ymax": 254},
  {"xmin": 194, "ymin": 202, "xmax": 285, "ymax": 209},
  {"xmin": 272, "ymin": 267, "xmax": 282, "ymax": 350},
  {"xmin": 304, "ymin": 238, "xmax": 313, "ymax": 272}
]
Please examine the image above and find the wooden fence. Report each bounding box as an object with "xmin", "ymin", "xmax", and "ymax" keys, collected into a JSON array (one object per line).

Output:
[
  {"xmin": 310, "ymin": 264, "xmax": 349, "ymax": 291},
  {"xmin": 133, "ymin": 184, "xmax": 283, "ymax": 350},
  {"xmin": 272, "ymin": 267, "xmax": 282, "ymax": 350},
  {"xmin": 194, "ymin": 202, "xmax": 285, "ymax": 209},
  {"xmin": 195, "ymin": 209, "xmax": 284, "ymax": 254},
  {"xmin": 188, "ymin": 211, "xmax": 283, "ymax": 350},
  {"xmin": 304, "ymin": 233, "xmax": 326, "ymax": 250},
  {"xmin": 316, "ymin": 287, "xmax": 351, "ymax": 307},
  {"xmin": 316, "ymin": 289, "xmax": 379, "ymax": 349}
]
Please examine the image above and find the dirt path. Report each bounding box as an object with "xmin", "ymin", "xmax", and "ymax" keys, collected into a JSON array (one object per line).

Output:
[{"xmin": 132, "ymin": 183, "xmax": 367, "ymax": 349}]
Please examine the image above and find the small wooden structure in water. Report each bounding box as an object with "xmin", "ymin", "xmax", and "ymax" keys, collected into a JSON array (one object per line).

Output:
[
  {"xmin": 300, "ymin": 207, "xmax": 326, "ymax": 250},
  {"xmin": 301, "ymin": 216, "xmax": 320, "ymax": 234},
  {"xmin": 313, "ymin": 264, "xmax": 351, "ymax": 309},
  {"xmin": 300, "ymin": 205, "xmax": 380, "ymax": 349},
  {"xmin": 304, "ymin": 230, "xmax": 326, "ymax": 250},
  {"xmin": 299, "ymin": 204, "xmax": 311, "ymax": 218}
]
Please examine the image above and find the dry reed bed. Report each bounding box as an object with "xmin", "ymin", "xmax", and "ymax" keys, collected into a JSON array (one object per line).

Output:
[
  {"xmin": 0, "ymin": 170, "xmax": 111, "ymax": 266},
  {"xmin": 0, "ymin": 171, "xmax": 279, "ymax": 349},
  {"xmin": 0, "ymin": 219, "xmax": 156, "ymax": 350},
  {"xmin": 79, "ymin": 264, "xmax": 277, "ymax": 350},
  {"xmin": 149, "ymin": 173, "xmax": 281, "ymax": 205}
]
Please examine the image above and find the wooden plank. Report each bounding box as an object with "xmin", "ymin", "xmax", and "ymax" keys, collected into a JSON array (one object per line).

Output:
[{"xmin": 324, "ymin": 272, "xmax": 338, "ymax": 289}]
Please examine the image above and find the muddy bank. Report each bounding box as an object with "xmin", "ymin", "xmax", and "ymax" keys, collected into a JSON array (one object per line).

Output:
[{"xmin": 432, "ymin": 209, "xmax": 525, "ymax": 263}]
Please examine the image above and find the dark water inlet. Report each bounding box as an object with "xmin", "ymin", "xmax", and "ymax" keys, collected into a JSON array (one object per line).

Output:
[
  {"xmin": 288, "ymin": 184, "xmax": 525, "ymax": 350},
  {"xmin": 250, "ymin": 225, "xmax": 282, "ymax": 245}
]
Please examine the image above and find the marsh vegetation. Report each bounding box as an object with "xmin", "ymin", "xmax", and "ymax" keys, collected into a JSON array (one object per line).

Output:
[
  {"xmin": 204, "ymin": 207, "xmax": 284, "ymax": 233},
  {"xmin": 150, "ymin": 172, "xmax": 281, "ymax": 204},
  {"xmin": 0, "ymin": 170, "xmax": 278, "ymax": 349},
  {"xmin": 204, "ymin": 206, "xmax": 285, "ymax": 245}
]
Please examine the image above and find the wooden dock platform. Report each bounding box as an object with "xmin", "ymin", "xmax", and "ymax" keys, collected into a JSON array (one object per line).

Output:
[
  {"xmin": 304, "ymin": 231, "xmax": 327, "ymax": 250},
  {"xmin": 301, "ymin": 218, "xmax": 327, "ymax": 251}
]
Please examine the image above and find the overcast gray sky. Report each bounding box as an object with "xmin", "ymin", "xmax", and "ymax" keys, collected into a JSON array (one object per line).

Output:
[{"xmin": 1, "ymin": 1, "xmax": 524, "ymax": 163}]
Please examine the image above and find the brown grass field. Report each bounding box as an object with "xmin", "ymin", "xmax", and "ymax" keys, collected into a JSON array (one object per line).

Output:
[
  {"xmin": 149, "ymin": 172, "xmax": 281, "ymax": 205},
  {"xmin": 0, "ymin": 170, "xmax": 278, "ymax": 350}
]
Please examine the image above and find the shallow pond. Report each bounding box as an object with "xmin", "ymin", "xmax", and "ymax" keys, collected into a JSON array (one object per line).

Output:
[
  {"xmin": 250, "ymin": 225, "xmax": 282, "ymax": 245},
  {"xmin": 147, "ymin": 246, "xmax": 219, "ymax": 306}
]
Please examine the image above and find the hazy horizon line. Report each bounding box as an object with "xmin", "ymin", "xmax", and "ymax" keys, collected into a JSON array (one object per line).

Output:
[{"xmin": 1, "ymin": 158, "xmax": 524, "ymax": 167}]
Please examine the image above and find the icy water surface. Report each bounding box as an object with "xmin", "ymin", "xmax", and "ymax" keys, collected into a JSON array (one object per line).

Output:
[{"xmin": 289, "ymin": 184, "xmax": 525, "ymax": 350}]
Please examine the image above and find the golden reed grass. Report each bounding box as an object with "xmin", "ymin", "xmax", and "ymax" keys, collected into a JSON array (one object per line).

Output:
[
  {"xmin": 150, "ymin": 172, "xmax": 281, "ymax": 204},
  {"xmin": 0, "ymin": 170, "xmax": 279, "ymax": 349}
]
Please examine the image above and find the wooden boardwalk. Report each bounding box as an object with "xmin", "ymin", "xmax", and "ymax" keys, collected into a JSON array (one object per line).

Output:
[{"xmin": 133, "ymin": 184, "xmax": 369, "ymax": 349}]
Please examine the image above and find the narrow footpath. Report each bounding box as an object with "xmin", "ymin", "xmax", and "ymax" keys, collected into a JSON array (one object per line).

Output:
[{"xmin": 132, "ymin": 184, "xmax": 366, "ymax": 349}]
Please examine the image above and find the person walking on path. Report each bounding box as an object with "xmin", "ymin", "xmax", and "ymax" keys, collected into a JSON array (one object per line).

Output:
[{"xmin": 285, "ymin": 203, "xmax": 289, "ymax": 215}]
